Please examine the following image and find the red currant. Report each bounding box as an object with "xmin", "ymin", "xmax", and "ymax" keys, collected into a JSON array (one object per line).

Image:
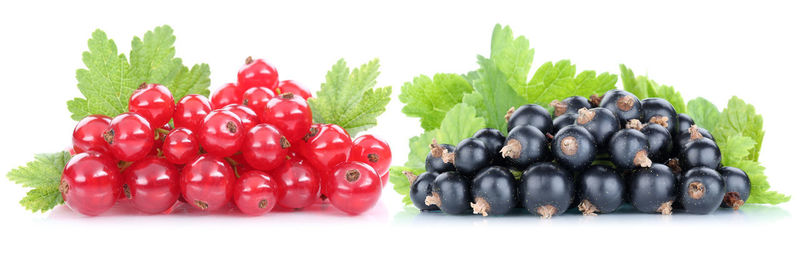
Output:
[
  {"xmin": 238, "ymin": 57, "xmax": 279, "ymax": 92},
  {"xmin": 349, "ymin": 134, "xmax": 392, "ymax": 176},
  {"xmin": 128, "ymin": 83, "xmax": 175, "ymax": 128},
  {"xmin": 162, "ymin": 128, "xmax": 200, "ymax": 164},
  {"xmin": 273, "ymin": 156, "xmax": 319, "ymax": 209},
  {"xmin": 222, "ymin": 104, "xmax": 259, "ymax": 132},
  {"xmin": 60, "ymin": 151, "xmax": 121, "ymax": 216},
  {"xmin": 72, "ymin": 114, "xmax": 112, "ymax": 155},
  {"xmin": 327, "ymin": 161, "xmax": 381, "ymax": 215},
  {"xmin": 174, "ymin": 94, "xmax": 212, "ymax": 133},
  {"xmin": 199, "ymin": 109, "xmax": 244, "ymax": 157},
  {"xmin": 233, "ymin": 170, "xmax": 279, "ymax": 216},
  {"xmin": 122, "ymin": 156, "xmax": 180, "ymax": 214},
  {"xmin": 242, "ymin": 124, "xmax": 290, "ymax": 171},
  {"xmin": 180, "ymin": 154, "xmax": 236, "ymax": 211},
  {"xmin": 103, "ymin": 112, "xmax": 154, "ymax": 162},
  {"xmin": 210, "ymin": 83, "xmax": 242, "ymax": 109},
  {"xmin": 277, "ymin": 80, "xmax": 311, "ymax": 100},
  {"xmin": 300, "ymin": 124, "xmax": 352, "ymax": 172},
  {"xmin": 262, "ymin": 93, "xmax": 312, "ymax": 142},
  {"xmin": 241, "ymin": 87, "xmax": 276, "ymax": 120}
]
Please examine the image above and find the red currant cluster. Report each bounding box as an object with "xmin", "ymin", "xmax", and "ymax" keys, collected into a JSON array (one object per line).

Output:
[{"xmin": 64, "ymin": 57, "xmax": 391, "ymax": 216}]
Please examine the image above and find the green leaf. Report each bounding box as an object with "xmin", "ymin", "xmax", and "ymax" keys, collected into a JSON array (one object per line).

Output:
[
  {"xmin": 309, "ymin": 59, "xmax": 392, "ymax": 136},
  {"xmin": 718, "ymin": 135, "xmax": 757, "ymax": 165},
  {"xmin": 434, "ymin": 103, "xmax": 486, "ymax": 145},
  {"xmin": 715, "ymin": 96, "xmax": 765, "ymax": 161},
  {"xmin": 466, "ymin": 56, "xmax": 527, "ymax": 133},
  {"xmin": 399, "ymin": 74, "xmax": 473, "ymax": 131},
  {"xmin": 523, "ymin": 60, "xmax": 576, "ymax": 104},
  {"xmin": 489, "ymin": 24, "xmax": 535, "ymax": 94},
  {"xmin": 388, "ymin": 166, "xmax": 426, "ymax": 206},
  {"xmin": 687, "ymin": 97, "xmax": 720, "ymax": 133},
  {"xmin": 129, "ymin": 25, "xmax": 182, "ymax": 85},
  {"xmin": 6, "ymin": 152, "xmax": 71, "ymax": 213},
  {"xmin": 619, "ymin": 64, "xmax": 687, "ymax": 114},
  {"xmin": 168, "ymin": 63, "xmax": 212, "ymax": 99}
]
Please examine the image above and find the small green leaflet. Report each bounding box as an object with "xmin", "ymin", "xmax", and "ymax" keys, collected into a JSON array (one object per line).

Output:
[
  {"xmin": 687, "ymin": 97, "xmax": 719, "ymax": 133},
  {"xmin": 489, "ymin": 24, "xmax": 535, "ymax": 94},
  {"xmin": 525, "ymin": 60, "xmax": 617, "ymax": 107},
  {"xmin": 399, "ymin": 74, "xmax": 472, "ymax": 131},
  {"xmin": 619, "ymin": 64, "xmax": 687, "ymax": 114},
  {"xmin": 67, "ymin": 25, "xmax": 211, "ymax": 121},
  {"xmin": 716, "ymin": 96, "xmax": 765, "ymax": 161},
  {"xmin": 6, "ymin": 152, "xmax": 71, "ymax": 213},
  {"xmin": 308, "ymin": 59, "xmax": 392, "ymax": 137},
  {"xmin": 465, "ymin": 56, "xmax": 527, "ymax": 134}
]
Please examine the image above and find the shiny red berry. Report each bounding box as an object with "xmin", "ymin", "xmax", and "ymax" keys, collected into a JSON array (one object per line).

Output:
[
  {"xmin": 60, "ymin": 152, "xmax": 121, "ymax": 216},
  {"xmin": 242, "ymin": 124, "xmax": 290, "ymax": 171},
  {"xmin": 222, "ymin": 104, "xmax": 259, "ymax": 132},
  {"xmin": 273, "ymin": 156, "xmax": 319, "ymax": 209},
  {"xmin": 301, "ymin": 124, "xmax": 352, "ymax": 172},
  {"xmin": 349, "ymin": 134, "xmax": 392, "ymax": 176},
  {"xmin": 238, "ymin": 57, "xmax": 279, "ymax": 91},
  {"xmin": 162, "ymin": 128, "xmax": 200, "ymax": 164},
  {"xmin": 241, "ymin": 87, "xmax": 276, "ymax": 120},
  {"xmin": 128, "ymin": 83, "xmax": 175, "ymax": 128},
  {"xmin": 180, "ymin": 154, "xmax": 236, "ymax": 211},
  {"xmin": 174, "ymin": 94, "xmax": 212, "ymax": 133},
  {"xmin": 262, "ymin": 93, "xmax": 312, "ymax": 142},
  {"xmin": 327, "ymin": 161, "xmax": 381, "ymax": 215},
  {"xmin": 103, "ymin": 112, "xmax": 154, "ymax": 162},
  {"xmin": 72, "ymin": 114, "xmax": 112, "ymax": 155},
  {"xmin": 210, "ymin": 83, "xmax": 242, "ymax": 109},
  {"xmin": 277, "ymin": 80, "xmax": 311, "ymax": 100},
  {"xmin": 199, "ymin": 109, "xmax": 244, "ymax": 157},
  {"xmin": 122, "ymin": 156, "xmax": 180, "ymax": 214},
  {"xmin": 233, "ymin": 170, "xmax": 279, "ymax": 216}
]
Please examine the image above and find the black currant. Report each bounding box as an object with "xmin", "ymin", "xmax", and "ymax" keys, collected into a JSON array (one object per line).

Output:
[
  {"xmin": 506, "ymin": 104, "xmax": 553, "ymax": 135},
  {"xmin": 640, "ymin": 123, "xmax": 672, "ymax": 163},
  {"xmin": 425, "ymin": 139, "xmax": 456, "ymax": 173},
  {"xmin": 443, "ymin": 138, "xmax": 492, "ymax": 176},
  {"xmin": 550, "ymin": 96, "xmax": 591, "ymax": 117},
  {"xmin": 472, "ymin": 128, "xmax": 505, "ymax": 164},
  {"xmin": 500, "ymin": 125, "xmax": 549, "ymax": 170},
  {"xmin": 552, "ymin": 125, "xmax": 597, "ymax": 172},
  {"xmin": 576, "ymin": 165, "xmax": 624, "ymax": 215},
  {"xmin": 406, "ymin": 171, "xmax": 439, "ymax": 211},
  {"xmin": 676, "ymin": 113, "xmax": 695, "ymax": 135},
  {"xmin": 641, "ymin": 98, "xmax": 677, "ymax": 135},
  {"xmin": 719, "ymin": 166, "xmax": 751, "ymax": 210},
  {"xmin": 676, "ymin": 125, "xmax": 716, "ymax": 152},
  {"xmin": 575, "ymin": 107, "xmax": 620, "ymax": 149},
  {"xmin": 552, "ymin": 113, "xmax": 577, "ymax": 135},
  {"xmin": 679, "ymin": 167, "xmax": 725, "ymax": 214},
  {"xmin": 599, "ymin": 89, "xmax": 642, "ymax": 125},
  {"xmin": 519, "ymin": 163, "xmax": 574, "ymax": 219},
  {"xmin": 680, "ymin": 128, "xmax": 721, "ymax": 170},
  {"xmin": 426, "ymin": 171, "xmax": 471, "ymax": 214},
  {"xmin": 608, "ymin": 126, "xmax": 652, "ymax": 170},
  {"xmin": 628, "ymin": 163, "xmax": 677, "ymax": 214},
  {"xmin": 470, "ymin": 166, "xmax": 517, "ymax": 216}
]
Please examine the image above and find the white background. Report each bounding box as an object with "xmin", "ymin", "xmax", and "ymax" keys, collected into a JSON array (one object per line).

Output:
[{"xmin": 1, "ymin": 0, "xmax": 798, "ymax": 262}]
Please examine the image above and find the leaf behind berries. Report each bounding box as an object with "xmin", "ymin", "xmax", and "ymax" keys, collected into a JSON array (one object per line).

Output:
[
  {"xmin": 715, "ymin": 96, "xmax": 765, "ymax": 161},
  {"xmin": 6, "ymin": 152, "xmax": 71, "ymax": 213},
  {"xmin": 619, "ymin": 64, "xmax": 687, "ymax": 114},
  {"xmin": 465, "ymin": 56, "xmax": 527, "ymax": 134},
  {"xmin": 687, "ymin": 97, "xmax": 720, "ymax": 133},
  {"xmin": 399, "ymin": 74, "xmax": 473, "ymax": 131}
]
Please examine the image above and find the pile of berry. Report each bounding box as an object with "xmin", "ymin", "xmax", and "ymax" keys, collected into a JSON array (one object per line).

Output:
[
  {"xmin": 64, "ymin": 57, "xmax": 391, "ymax": 216},
  {"xmin": 406, "ymin": 89, "xmax": 750, "ymax": 218}
]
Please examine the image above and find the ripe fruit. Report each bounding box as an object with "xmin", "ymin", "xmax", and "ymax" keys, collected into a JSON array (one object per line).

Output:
[
  {"xmin": 60, "ymin": 152, "xmax": 121, "ymax": 216},
  {"xmin": 162, "ymin": 128, "xmax": 200, "ymax": 165},
  {"xmin": 576, "ymin": 165, "xmax": 624, "ymax": 215},
  {"xmin": 676, "ymin": 113, "xmax": 695, "ymax": 135},
  {"xmin": 180, "ymin": 154, "xmax": 236, "ymax": 211},
  {"xmin": 277, "ymin": 80, "xmax": 311, "ymax": 99},
  {"xmin": 679, "ymin": 167, "xmax": 725, "ymax": 214},
  {"xmin": 552, "ymin": 113, "xmax": 577, "ymax": 135},
  {"xmin": 198, "ymin": 109, "xmax": 244, "ymax": 157},
  {"xmin": 640, "ymin": 123, "xmax": 672, "ymax": 163},
  {"xmin": 122, "ymin": 157, "xmax": 180, "ymax": 214},
  {"xmin": 472, "ymin": 128, "xmax": 505, "ymax": 164},
  {"xmin": 222, "ymin": 104, "xmax": 259, "ymax": 134},
  {"xmin": 72, "ymin": 114, "xmax": 112, "ymax": 155},
  {"xmin": 273, "ymin": 156, "xmax": 320, "ymax": 209},
  {"xmin": 575, "ymin": 107, "xmax": 620, "ymax": 149},
  {"xmin": 599, "ymin": 89, "xmax": 641, "ymax": 125},
  {"xmin": 506, "ymin": 104, "xmax": 553, "ymax": 134},
  {"xmin": 719, "ymin": 166, "xmax": 751, "ymax": 210},
  {"xmin": 680, "ymin": 127, "xmax": 721, "ymax": 170},
  {"xmin": 641, "ymin": 98, "xmax": 677, "ymax": 135},
  {"xmin": 103, "ymin": 112, "xmax": 154, "ymax": 162},
  {"xmin": 448, "ymin": 138, "xmax": 491, "ymax": 176},
  {"xmin": 676, "ymin": 125, "xmax": 715, "ymax": 151},
  {"xmin": 552, "ymin": 125, "xmax": 596, "ymax": 172},
  {"xmin": 241, "ymin": 87, "xmax": 276, "ymax": 119},
  {"xmin": 470, "ymin": 166, "xmax": 517, "ymax": 216},
  {"xmin": 627, "ymin": 164, "xmax": 677, "ymax": 214},
  {"xmin": 300, "ymin": 124, "xmax": 352, "ymax": 173},
  {"xmin": 262, "ymin": 93, "xmax": 312, "ymax": 142},
  {"xmin": 519, "ymin": 163, "xmax": 574, "ymax": 219},
  {"xmin": 501, "ymin": 125, "xmax": 549, "ymax": 170},
  {"xmin": 242, "ymin": 124, "xmax": 290, "ymax": 171},
  {"xmin": 128, "ymin": 83, "xmax": 175, "ymax": 128},
  {"xmin": 174, "ymin": 94, "xmax": 212, "ymax": 133},
  {"xmin": 608, "ymin": 127, "xmax": 651, "ymax": 170},
  {"xmin": 425, "ymin": 140, "xmax": 455, "ymax": 173},
  {"xmin": 327, "ymin": 162, "xmax": 382, "ymax": 215},
  {"xmin": 550, "ymin": 96, "xmax": 591, "ymax": 117},
  {"xmin": 233, "ymin": 170, "xmax": 279, "ymax": 216},
  {"xmin": 407, "ymin": 171, "xmax": 439, "ymax": 211},
  {"xmin": 426, "ymin": 171, "xmax": 471, "ymax": 214},
  {"xmin": 210, "ymin": 83, "xmax": 243, "ymax": 109},
  {"xmin": 349, "ymin": 135, "xmax": 392, "ymax": 176},
  {"xmin": 238, "ymin": 57, "xmax": 279, "ymax": 91}
]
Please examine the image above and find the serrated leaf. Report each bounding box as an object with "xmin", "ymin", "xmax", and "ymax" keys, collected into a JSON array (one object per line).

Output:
[
  {"xmin": 337, "ymin": 86, "xmax": 392, "ymax": 135},
  {"xmin": 20, "ymin": 187, "xmax": 64, "ymax": 213},
  {"xmin": 523, "ymin": 60, "xmax": 577, "ymax": 104},
  {"xmin": 747, "ymin": 191, "xmax": 791, "ymax": 205},
  {"xmin": 399, "ymin": 74, "xmax": 473, "ymax": 131},
  {"xmin": 715, "ymin": 96, "xmax": 765, "ymax": 161},
  {"xmin": 434, "ymin": 103, "xmax": 486, "ymax": 144},
  {"xmin": 687, "ymin": 97, "xmax": 720, "ymax": 133},
  {"xmin": 467, "ymin": 56, "xmax": 527, "ymax": 133},
  {"xmin": 405, "ymin": 131, "xmax": 437, "ymax": 170},
  {"xmin": 6, "ymin": 151, "xmax": 71, "ymax": 213},
  {"xmin": 489, "ymin": 24, "xmax": 535, "ymax": 93},
  {"xmin": 168, "ymin": 63, "xmax": 211, "ymax": 99},
  {"xmin": 619, "ymin": 64, "xmax": 687, "ymax": 114},
  {"xmin": 129, "ymin": 25, "xmax": 182, "ymax": 85},
  {"xmin": 718, "ymin": 135, "xmax": 757, "ymax": 165}
]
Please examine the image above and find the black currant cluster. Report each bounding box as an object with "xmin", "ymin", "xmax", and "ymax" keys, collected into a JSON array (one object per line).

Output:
[{"xmin": 406, "ymin": 89, "xmax": 751, "ymax": 218}]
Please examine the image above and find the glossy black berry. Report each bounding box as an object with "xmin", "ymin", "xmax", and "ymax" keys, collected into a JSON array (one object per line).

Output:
[
  {"xmin": 519, "ymin": 163, "xmax": 574, "ymax": 218},
  {"xmin": 676, "ymin": 113, "xmax": 695, "ymax": 135},
  {"xmin": 576, "ymin": 165, "xmax": 624, "ymax": 215},
  {"xmin": 470, "ymin": 166, "xmax": 517, "ymax": 216},
  {"xmin": 719, "ymin": 166, "xmax": 751, "ymax": 210},
  {"xmin": 679, "ymin": 167, "xmax": 725, "ymax": 214},
  {"xmin": 640, "ymin": 123, "xmax": 672, "ymax": 163},
  {"xmin": 641, "ymin": 98, "xmax": 677, "ymax": 135},
  {"xmin": 552, "ymin": 125, "xmax": 596, "ymax": 172},
  {"xmin": 575, "ymin": 107, "xmax": 620, "ymax": 149},
  {"xmin": 552, "ymin": 113, "xmax": 577, "ymax": 135},
  {"xmin": 472, "ymin": 128, "xmax": 505, "ymax": 164},
  {"xmin": 425, "ymin": 140, "xmax": 455, "ymax": 173},
  {"xmin": 599, "ymin": 89, "xmax": 642, "ymax": 125},
  {"xmin": 550, "ymin": 96, "xmax": 591, "ymax": 117},
  {"xmin": 676, "ymin": 125, "xmax": 716, "ymax": 152},
  {"xmin": 501, "ymin": 125, "xmax": 549, "ymax": 170},
  {"xmin": 608, "ymin": 128, "xmax": 651, "ymax": 170},
  {"xmin": 680, "ymin": 128, "xmax": 721, "ymax": 170},
  {"xmin": 407, "ymin": 171, "xmax": 439, "ymax": 211},
  {"xmin": 447, "ymin": 138, "xmax": 492, "ymax": 176},
  {"xmin": 507, "ymin": 104, "xmax": 553, "ymax": 135},
  {"xmin": 426, "ymin": 171, "xmax": 471, "ymax": 214},
  {"xmin": 628, "ymin": 164, "xmax": 677, "ymax": 214}
]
